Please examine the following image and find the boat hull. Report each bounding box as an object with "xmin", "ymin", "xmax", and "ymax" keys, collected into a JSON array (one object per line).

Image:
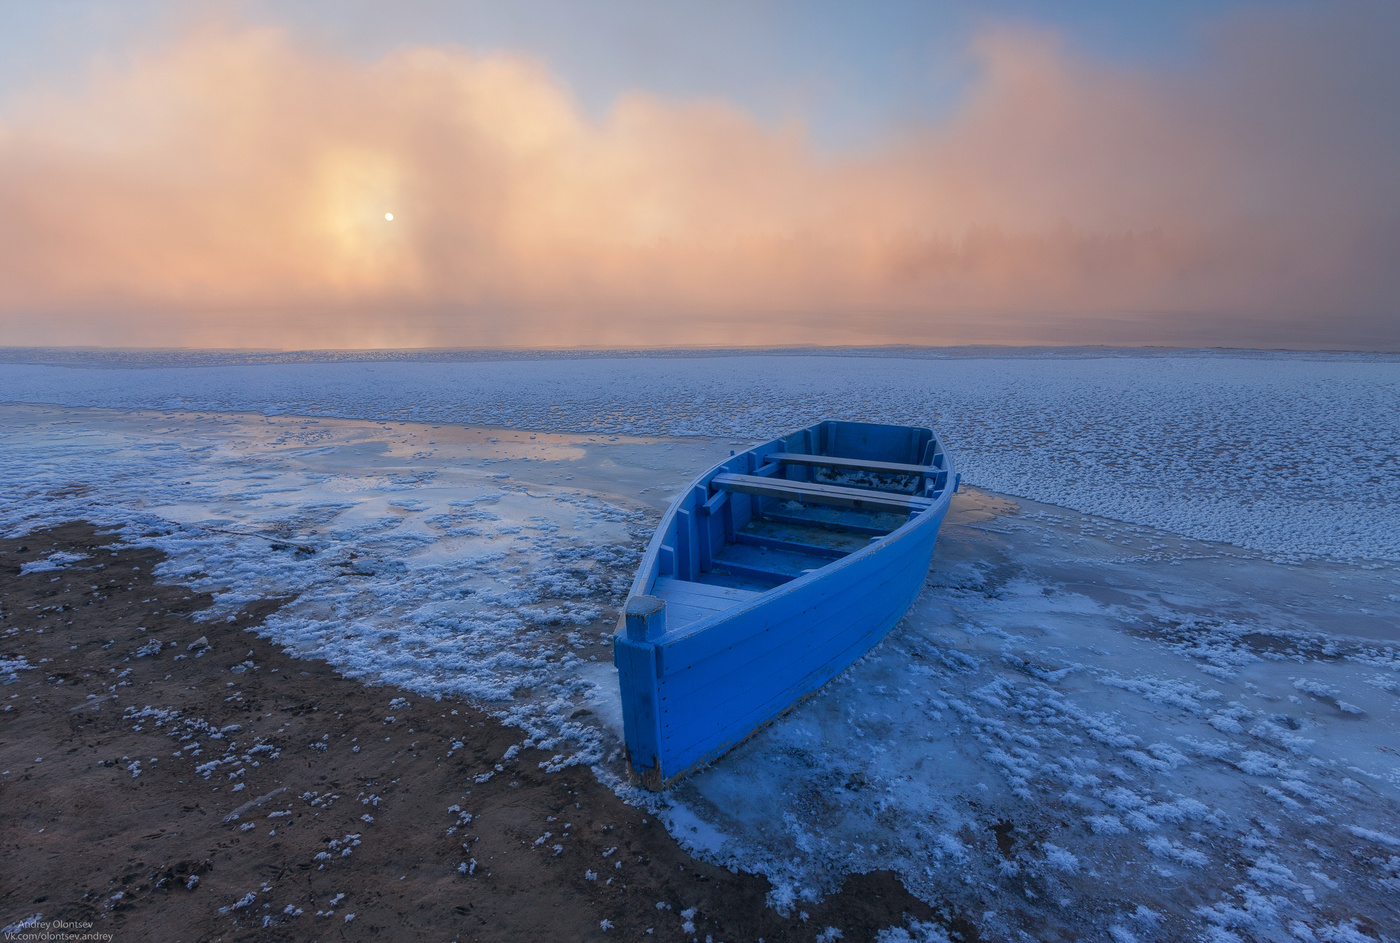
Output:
[{"xmin": 614, "ymin": 420, "xmax": 955, "ymax": 789}]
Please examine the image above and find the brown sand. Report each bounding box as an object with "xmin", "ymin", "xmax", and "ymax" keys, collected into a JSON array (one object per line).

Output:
[{"xmin": 0, "ymin": 523, "xmax": 974, "ymax": 942}]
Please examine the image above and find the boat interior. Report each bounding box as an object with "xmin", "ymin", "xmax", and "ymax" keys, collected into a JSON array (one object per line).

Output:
[{"xmin": 649, "ymin": 421, "xmax": 952, "ymax": 629}]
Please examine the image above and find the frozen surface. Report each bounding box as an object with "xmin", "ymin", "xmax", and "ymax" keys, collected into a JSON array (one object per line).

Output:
[
  {"xmin": 663, "ymin": 489, "xmax": 1400, "ymax": 941},
  {"xmin": 3, "ymin": 350, "xmax": 1399, "ymax": 562},
  {"xmin": 3, "ymin": 350, "xmax": 1399, "ymax": 940},
  {"xmin": 0, "ymin": 404, "xmax": 732, "ymax": 770}
]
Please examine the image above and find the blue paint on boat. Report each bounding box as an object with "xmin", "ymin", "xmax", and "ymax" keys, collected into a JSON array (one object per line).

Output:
[{"xmin": 613, "ymin": 419, "xmax": 957, "ymax": 790}]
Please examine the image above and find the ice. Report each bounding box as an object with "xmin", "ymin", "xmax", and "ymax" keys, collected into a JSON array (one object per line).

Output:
[
  {"xmin": 4, "ymin": 349, "xmax": 1399, "ymax": 562},
  {"xmin": 18, "ymin": 550, "xmax": 89, "ymax": 574},
  {"xmin": 659, "ymin": 488, "xmax": 1400, "ymax": 938},
  {"xmin": 2, "ymin": 349, "xmax": 1398, "ymax": 939},
  {"xmin": 876, "ymin": 920, "xmax": 953, "ymax": 943},
  {"xmin": 0, "ymin": 405, "xmax": 724, "ymax": 771},
  {"xmin": 1345, "ymin": 826, "xmax": 1400, "ymax": 850},
  {"xmin": 0, "ymin": 915, "xmax": 42, "ymax": 935}
]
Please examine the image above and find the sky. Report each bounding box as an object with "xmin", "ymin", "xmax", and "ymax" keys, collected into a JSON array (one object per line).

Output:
[{"xmin": 1, "ymin": 0, "xmax": 1397, "ymax": 350}]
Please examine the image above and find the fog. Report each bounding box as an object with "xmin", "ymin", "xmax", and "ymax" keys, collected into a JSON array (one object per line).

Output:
[{"xmin": 1, "ymin": 4, "xmax": 1397, "ymax": 348}]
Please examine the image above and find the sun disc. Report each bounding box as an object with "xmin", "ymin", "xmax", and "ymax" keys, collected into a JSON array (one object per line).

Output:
[{"xmin": 384, "ymin": 212, "xmax": 394, "ymax": 221}]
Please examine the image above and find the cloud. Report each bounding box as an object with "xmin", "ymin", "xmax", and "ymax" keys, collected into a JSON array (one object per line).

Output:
[{"xmin": 1, "ymin": 6, "xmax": 1397, "ymax": 349}]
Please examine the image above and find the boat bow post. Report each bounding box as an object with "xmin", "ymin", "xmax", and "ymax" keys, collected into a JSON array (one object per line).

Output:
[{"xmin": 615, "ymin": 595, "xmax": 667, "ymax": 789}]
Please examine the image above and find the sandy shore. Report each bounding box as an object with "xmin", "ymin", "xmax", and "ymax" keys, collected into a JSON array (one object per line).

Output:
[{"xmin": 0, "ymin": 523, "xmax": 962, "ymax": 943}]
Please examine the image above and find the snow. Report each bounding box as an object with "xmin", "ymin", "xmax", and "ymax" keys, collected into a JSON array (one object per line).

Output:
[
  {"xmin": 1, "ymin": 657, "xmax": 35, "ymax": 685},
  {"xmin": 0, "ymin": 914, "xmax": 42, "ymax": 935},
  {"xmin": 18, "ymin": 550, "xmax": 89, "ymax": 574},
  {"xmin": 876, "ymin": 920, "xmax": 953, "ymax": 943},
  {"xmin": 2, "ymin": 348, "xmax": 1398, "ymax": 940}
]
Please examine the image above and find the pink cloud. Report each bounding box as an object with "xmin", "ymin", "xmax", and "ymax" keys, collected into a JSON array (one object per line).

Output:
[{"xmin": 1, "ymin": 6, "xmax": 1396, "ymax": 349}]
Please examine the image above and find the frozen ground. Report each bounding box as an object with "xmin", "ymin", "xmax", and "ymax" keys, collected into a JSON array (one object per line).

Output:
[{"xmin": 2, "ymin": 350, "xmax": 1398, "ymax": 941}]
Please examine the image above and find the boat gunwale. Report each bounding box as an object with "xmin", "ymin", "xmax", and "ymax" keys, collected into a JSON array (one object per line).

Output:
[{"xmin": 624, "ymin": 420, "xmax": 957, "ymax": 649}]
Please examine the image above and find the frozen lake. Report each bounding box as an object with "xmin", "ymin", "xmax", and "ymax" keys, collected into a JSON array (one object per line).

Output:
[{"xmin": 2, "ymin": 350, "xmax": 1398, "ymax": 941}]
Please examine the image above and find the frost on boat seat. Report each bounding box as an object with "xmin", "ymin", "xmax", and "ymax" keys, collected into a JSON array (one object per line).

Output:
[{"xmin": 711, "ymin": 472, "xmax": 932, "ymax": 514}]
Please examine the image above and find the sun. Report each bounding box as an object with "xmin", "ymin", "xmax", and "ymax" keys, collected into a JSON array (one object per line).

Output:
[{"xmin": 384, "ymin": 212, "xmax": 394, "ymax": 221}]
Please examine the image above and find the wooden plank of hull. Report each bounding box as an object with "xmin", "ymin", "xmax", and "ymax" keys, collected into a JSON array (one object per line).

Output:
[
  {"xmin": 649, "ymin": 508, "xmax": 945, "ymax": 785},
  {"xmin": 654, "ymin": 541, "xmax": 935, "ymax": 776},
  {"xmin": 657, "ymin": 514, "xmax": 940, "ymax": 677},
  {"xmin": 758, "ymin": 507, "xmax": 896, "ymax": 537},
  {"xmin": 615, "ymin": 529, "xmax": 937, "ymax": 789}
]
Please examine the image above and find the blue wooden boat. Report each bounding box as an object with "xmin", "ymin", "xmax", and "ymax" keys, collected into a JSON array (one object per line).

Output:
[{"xmin": 613, "ymin": 419, "xmax": 958, "ymax": 790}]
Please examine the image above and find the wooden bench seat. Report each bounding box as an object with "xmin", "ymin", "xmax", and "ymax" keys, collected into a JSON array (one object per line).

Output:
[
  {"xmin": 653, "ymin": 576, "xmax": 761, "ymax": 627},
  {"xmin": 763, "ymin": 451, "xmax": 943, "ymax": 477},
  {"xmin": 711, "ymin": 472, "xmax": 932, "ymax": 514}
]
